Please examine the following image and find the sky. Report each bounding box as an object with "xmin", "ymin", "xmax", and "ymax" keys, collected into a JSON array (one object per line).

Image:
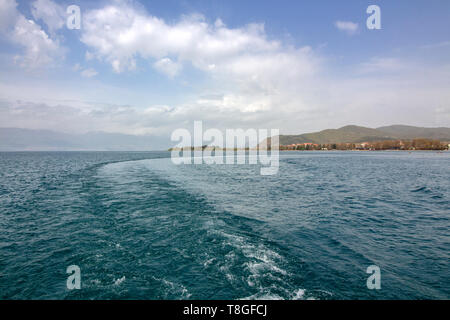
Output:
[{"xmin": 0, "ymin": 0, "xmax": 449, "ymax": 138}]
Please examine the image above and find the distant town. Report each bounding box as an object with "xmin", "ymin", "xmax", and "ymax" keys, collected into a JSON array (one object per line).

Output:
[
  {"xmin": 170, "ymin": 138, "xmax": 449, "ymax": 152},
  {"xmin": 280, "ymin": 139, "xmax": 450, "ymax": 151},
  {"xmin": 270, "ymin": 125, "xmax": 450, "ymax": 151}
]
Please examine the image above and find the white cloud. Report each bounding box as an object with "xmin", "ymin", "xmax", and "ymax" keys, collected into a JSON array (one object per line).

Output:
[
  {"xmin": 0, "ymin": 0, "xmax": 64, "ymax": 68},
  {"xmin": 72, "ymin": 63, "xmax": 81, "ymax": 71},
  {"xmin": 73, "ymin": 63, "xmax": 99, "ymax": 78},
  {"xmin": 80, "ymin": 4, "xmax": 285, "ymax": 74},
  {"xmin": 335, "ymin": 21, "xmax": 359, "ymax": 35},
  {"xmin": 31, "ymin": 0, "xmax": 65, "ymax": 35},
  {"xmin": 12, "ymin": 16, "xmax": 64, "ymax": 68},
  {"xmin": 0, "ymin": 0, "xmax": 19, "ymax": 32},
  {"xmin": 80, "ymin": 0, "xmax": 321, "ymax": 115},
  {"xmin": 153, "ymin": 57, "xmax": 182, "ymax": 78},
  {"xmin": 1, "ymin": 54, "xmax": 450, "ymax": 139},
  {"xmin": 85, "ymin": 51, "xmax": 94, "ymax": 61},
  {"xmin": 81, "ymin": 68, "xmax": 98, "ymax": 78}
]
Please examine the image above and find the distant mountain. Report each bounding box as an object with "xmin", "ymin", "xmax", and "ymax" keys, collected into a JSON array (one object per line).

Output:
[
  {"xmin": 268, "ymin": 125, "xmax": 450, "ymax": 145},
  {"xmin": 376, "ymin": 125, "xmax": 450, "ymax": 141},
  {"xmin": 0, "ymin": 128, "xmax": 169, "ymax": 151},
  {"xmin": 2, "ymin": 125, "xmax": 450, "ymax": 151}
]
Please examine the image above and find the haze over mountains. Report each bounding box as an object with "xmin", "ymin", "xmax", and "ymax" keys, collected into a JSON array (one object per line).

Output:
[
  {"xmin": 0, "ymin": 128, "xmax": 169, "ymax": 151},
  {"xmin": 1, "ymin": 125, "xmax": 450, "ymax": 151}
]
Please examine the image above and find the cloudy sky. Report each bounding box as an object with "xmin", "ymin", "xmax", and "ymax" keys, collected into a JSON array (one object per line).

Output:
[{"xmin": 0, "ymin": 0, "xmax": 449, "ymax": 138}]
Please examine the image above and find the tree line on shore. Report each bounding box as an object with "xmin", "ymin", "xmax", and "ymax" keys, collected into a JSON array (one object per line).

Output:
[
  {"xmin": 281, "ymin": 139, "xmax": 449, "ymax": 151},
  {"xmin": 169, "ymin": 139, "xmax": 449, "ymax": 151}
]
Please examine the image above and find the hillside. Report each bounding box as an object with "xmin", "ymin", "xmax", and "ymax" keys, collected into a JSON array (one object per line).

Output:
[
  {"xmin": 1, "ymin": 125, "xmax": 450, "ymax": 151},
  {"xmin": 266, "ymin": 125, "xmax": 450, "ymax": 146},
  {"xmin": 376, "ymin": 125, "xmax": 450, "ymax": 141}
]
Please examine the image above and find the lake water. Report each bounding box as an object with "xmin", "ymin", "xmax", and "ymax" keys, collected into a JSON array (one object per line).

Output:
[{"xmin": 0, "ymin": 151, "xmax": 448, "ymax": 299}]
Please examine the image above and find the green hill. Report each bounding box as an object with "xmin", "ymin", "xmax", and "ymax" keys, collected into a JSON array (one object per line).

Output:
[
  {"xmin": 376, "ymin": 125, "xmax": 450, "ymax": 141},
  {"xmin": 265, "ymin": 125, "xmax": 450, "ymax": 146}
]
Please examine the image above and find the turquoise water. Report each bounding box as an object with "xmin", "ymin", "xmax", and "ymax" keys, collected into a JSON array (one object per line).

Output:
[{"xmin": 0, "ymin": 151, "xmax": 449, "ymax": 299}]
